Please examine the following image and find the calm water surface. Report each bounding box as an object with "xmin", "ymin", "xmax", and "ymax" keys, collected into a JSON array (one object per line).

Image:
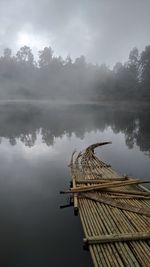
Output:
[{"xmin": 0, "ymin": 102, "xmax": 150, "ymax": 267}]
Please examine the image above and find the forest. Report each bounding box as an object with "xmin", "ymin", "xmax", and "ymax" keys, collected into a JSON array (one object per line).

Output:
[{"xmin": 0, "ymin": 45, "xmax": 150, "ymax": 102}]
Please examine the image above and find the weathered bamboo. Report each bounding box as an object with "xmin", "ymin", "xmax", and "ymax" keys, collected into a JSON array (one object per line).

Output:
[
  {"xmin": 72, "ymin": 175, "xmax": 78, "ymax": 215},
  {"xmin": 60, "ymin": 188, "xmax": 150, "ymax": 196},
  {"xmin": 102, "ymin": 188, "xmax": 150, "ymax": 196},
  {"xmin": 67, "ymin": 143, "xmax": 150, "ymax": 267},
  {"xmin": 70, "ymin": 179, "xmax": 150, "ymax": 193},
  {"xmin": 81, "ymin": 149, "xmax": 140, "ymax": 266},
  {"xmin": 81, "ymin": 193, "xmax": 150, "ymax": 216},
  {"xmin": 75, "ymin": 178, "xmax": 130, "ymax": 183},
  {"xmin": 84, "ymin": 232, "xmax": 150, "ymax": 244},
  {"xmin": 69, "ymin": 150, "xmax": 78, "ymax": 215}
]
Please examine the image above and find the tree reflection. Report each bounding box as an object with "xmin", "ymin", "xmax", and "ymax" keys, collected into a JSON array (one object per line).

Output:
[{"xmin": 0, "ymin": 103, "xmax": 149, "ymax": 155}]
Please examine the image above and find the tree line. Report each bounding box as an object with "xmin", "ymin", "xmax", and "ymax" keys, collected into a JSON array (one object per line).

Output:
[{"xmin": 0, "ymin": 45, "xmax": 150, "ymax": 102}]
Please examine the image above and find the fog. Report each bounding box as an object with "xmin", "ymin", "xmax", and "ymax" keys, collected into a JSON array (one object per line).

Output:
[
  {"xmin": 0, "ymin": 1, "xmax": 150, "ymax": 65},
  {"xmin": 0, "ymin": 45, "xmax": 150, "ymax": 102},
  {"xmin": 0, "ymin": 102, "xmax": 150, "ymax": 155},
  {"xmin": 0, "ymin": 1, "xmax": 150, "ymax": 103},
  {"xmin": 0, "ymin": 2, "xmax": 150, "ymax": 266}
]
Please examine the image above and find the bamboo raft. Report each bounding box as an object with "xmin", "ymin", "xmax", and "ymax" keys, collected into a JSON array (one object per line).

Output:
[{"xmin": 61, "ymin": 142, "xmax": 150, "ymax": 267}]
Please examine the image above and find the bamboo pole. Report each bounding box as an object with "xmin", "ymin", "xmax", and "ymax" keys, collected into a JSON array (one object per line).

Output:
[
  {"xmin": 80, "ymin": 156, "xmax": 117, "ymax": 267},
  {"xmin": 94, "ymin": 195, "xmax": 138, "ymax": 266},
  {"xmin": 69, "ymin": 150, "xmax": 79, "ymax": 215},
  {"xmin": 84, "ymin": 232, "xmax": 150, "ymax": 244},
  {"xmin": 81, "ymin": 193, "xmax": 150, "ymax": 216},
  {"xmin": 75, "ymin": 178, "xmax": 130, "ymax": 183},
  {"xmin": 102, "ymin": 200, "xmax": 149, "ymax": 266},
  {"xmin": 90, "ymin": 150, "xmax": 150, "ymax": 266},
  {"xmin": 102, "ymin": 188, "xmax": 150, "ymax": 196},
  {"xmin": 89, "ymin": 200, "xmax": 124, "ymax": 267},
  {"xmin": 70, "ymin": 179, "xmax": 150, "ymax": 193},
  {"xmin": 67, "ymin": 143, "xmax": 150, "ymax": 267},
  {"xmin": 81, "ymin": 154, "xmax": 135, "ymax": 266}
]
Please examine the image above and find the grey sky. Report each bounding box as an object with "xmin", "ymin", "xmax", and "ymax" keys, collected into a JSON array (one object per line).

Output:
[{"xmin": 0, "ymin": 0, "xmax": 150, "ymax": 66}]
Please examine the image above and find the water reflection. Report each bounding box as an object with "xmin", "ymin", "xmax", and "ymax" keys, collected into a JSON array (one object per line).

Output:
[
  {"xmin": 0, "ymin": 102, "xmax": 150, "ymax": 155},
  {"xmin": 0, "ymin": 102, "xmax": 150, "ymax": 266}
]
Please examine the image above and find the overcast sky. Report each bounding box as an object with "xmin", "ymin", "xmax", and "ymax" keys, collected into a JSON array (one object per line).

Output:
[{"xmin": 0, "ymin": 0, "xmax": 150, "ymax": 66}]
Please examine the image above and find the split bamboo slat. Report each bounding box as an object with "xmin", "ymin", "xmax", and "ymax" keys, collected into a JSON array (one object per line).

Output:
[{"xmin": 69, "ymin": 142, "xmax": 150, "ymax": 267}]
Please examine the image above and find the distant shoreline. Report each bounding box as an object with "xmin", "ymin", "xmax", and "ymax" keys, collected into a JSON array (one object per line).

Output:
[{"xmin": 0, "ymin": 98, "xmax": 149, "ymax": 109}]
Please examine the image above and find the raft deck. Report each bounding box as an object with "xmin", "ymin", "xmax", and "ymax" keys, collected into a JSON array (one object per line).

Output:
[{"xmin": 69, "ymin": 143, "xmax": 150, "ymax": 267}]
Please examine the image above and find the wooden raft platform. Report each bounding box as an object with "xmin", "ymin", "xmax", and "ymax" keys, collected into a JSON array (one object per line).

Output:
[{"xmin": 67, "ymin": 142, "xmax": 150, "ymax": 267}]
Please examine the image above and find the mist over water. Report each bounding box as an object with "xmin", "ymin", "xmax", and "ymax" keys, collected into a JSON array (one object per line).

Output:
[
  {"xmin": 0, "ymin": 0, "xmax": 150, "ymax": 265},
  {"xmin": 0, "ymin": 101, "xmax": 150, "ymax": 266}
]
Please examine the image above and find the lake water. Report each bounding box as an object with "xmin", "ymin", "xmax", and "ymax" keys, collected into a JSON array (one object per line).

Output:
[{"xmin": 0, "ymin": 102, "xmax": 150, "ymax": 267}]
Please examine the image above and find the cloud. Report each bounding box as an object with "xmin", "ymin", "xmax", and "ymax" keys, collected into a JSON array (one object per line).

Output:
[{"xmin": 0, "ymin": 0, "xmax": 150, "ymax": 66}]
